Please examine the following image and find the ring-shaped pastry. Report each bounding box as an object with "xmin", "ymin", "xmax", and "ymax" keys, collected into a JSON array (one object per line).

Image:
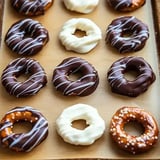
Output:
[
  {"xmin": 107, "ymin": 56, "xmax": 156, "ymax": 97},
  {"xmin": 56, "ymin": 104, "xmax": 105, "ymax": 145},
  {"xmin": 11, "ymin": 0, "xmax": 54, "ymax": 16},
  {"xmin": 110, "ymin": 107, "xmax": 159, "ymax": 154},
  {"xmin": 1, "ymin": 58, "xmax": 47, "ymax": 98},
  {"xmin": 107, "ymin": 0, "xmax": 146, "ymax": 12},
  {"xmin": 63, "ymin": 0, "xmax": 99, "ymax": 14},
  {"xmin": 52, "ymin": 57, "xmax": 99, "ymax": 96},
  {"xmin": 5, "ymin": 18, "xmax": 49, "ymax": 56},
  {"xmin": 105, "ymin": 16, "xmax": 149, "ymax": 53},
  {"xmin": 59, "ymin": 18, "xmax": 102, "ymax": 54},
  {"xmin": 0, "ymin": 106, "xmax": 48, "ymax": 152}
]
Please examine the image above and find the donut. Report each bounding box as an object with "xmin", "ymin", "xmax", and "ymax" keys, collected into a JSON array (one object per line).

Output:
[
  {"xmin": 105, "ymin": 16, "xmax": 149, "ymax": 53},
  {"xmin": 56, "ymin": 104, "xmax": 105, "ymax": 145},
  {"xmin": 107, "ymin": 0, "xmax": 146, "ymax": 12},
  {"xmin": 59, "ymin": 18, "xmax": 102, "ymax": 54},
  {"xmin": 63, "ymin": 0, "xmax": 99, "ymax": 14},
  {"xmin": 1, "ymin": 57, "xmax": 47, "ymax": 98},
  {"xmin": 110, "ymin": 107, "xmax": 159, "ymax": 154},
  {"xmin": 5, "ymin": 18, "xmax": 49, "ymax": 56},
  {"xmin": 107, "ymin": 56, "xmax": 156, "ymax": 97},
  {"xmin": 11, "ymin": 0, "xmax": 53, "ymax": 16},
  {"xmin": 52, "ymin": 57, "xmax": 99, "ymax": 96},
  {"xmin": 0, "ymin": 106, "xmax": 48, "ymax": 152}
]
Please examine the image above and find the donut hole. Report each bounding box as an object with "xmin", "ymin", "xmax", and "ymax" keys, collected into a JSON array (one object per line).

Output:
[
  {"xmin": 73, "ymin": 29, "xmax": 86, "ymax": 38},
  {"xmin": 121, "ymin": 30, "xmax": 134, "ymax": 38},
  {"xmin": 16, "ymin": 72, "xmax": 32, "ymax": 82},
  {"xmin": 124, "ymin": 120, "xmax": 144, "ymax": 136},
  {"xmin": 68, "ymin": 72, "xmax": 83, "ymax": 81},
  {"xmin": 124, "ymin": 67, "xmax": 140, "ymax": 81},
  {"xmin": 13, "ymin": 121, "xmax": 33, "ymax": 134},
  {"xmin": 72, "ymin": 119, "xmax": 89, "ymax": 130}
]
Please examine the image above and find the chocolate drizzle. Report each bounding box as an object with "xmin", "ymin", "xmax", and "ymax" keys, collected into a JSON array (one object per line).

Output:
[
  {"xmin": 107, "ymin": 56, "xmax": 156, "ymax": 97},
  {"xmin": 0, "ymin": 106, "xmax": 48, "ymax": 152},
  {"xmin": 5, "ymin": 18, "xmax": 49, "ymax": 56},
  {"xmin": 52, "ymin": 57, "xmax": 99, "ymax": 96},
  {"xmin": 1, "ymin": 58, "xmax": 47, "ymax": 97},
  {"xmin": 106, "ymin": 16, "xmax": 149, "ymax": 53}
]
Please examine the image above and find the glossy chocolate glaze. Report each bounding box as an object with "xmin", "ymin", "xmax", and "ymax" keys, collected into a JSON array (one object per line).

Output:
[
  {"xmin": 106, "ymin": 16, "xmax": 149, "ymax": 53},
  {"xmin": 52, "ymin": 57, "xmax": 99, "ymax": 96},
  {"xmin": 5, "ymin": 18, "xmax": 49, "ymax": 56},
  {"xmin": 107, "ymin": 56, "xmax": 156, "ymax": 97},
  {"xmin": 110, "ymin": 107, "xmax": 159, "ymax": 154},
  {"xmin": 1, "ymin": 58, "xmax": 47, "ymax": 97},
  {"xmin": 11, "ymin": 0, "xmax": 53, "ymax": 16},
  {"xmin": 0, "ymin": 106, "xmax": 48, "ymax": 152},
  {"xmin": 107, "ymin": 0, "xmax": 146, "ymax": 12}
]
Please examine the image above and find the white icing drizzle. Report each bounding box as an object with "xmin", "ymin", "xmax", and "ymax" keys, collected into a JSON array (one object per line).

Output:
[
  {"xmin": 12, "ymin": 0, "xmax": 53, "ymax": 15},
  {"xmin": 107, "ymin": 56, "xmax": 155, "ymax": 96},
  {"xmin": 59, "ymin": 18, "xmax": 102, "ymax": 54},
  {"xmin": 5, "ymin": 18, "xmax": 48, "ymax": 55},
  {"xmin": 106, "ymin": 16, "xmax": 149, "ymax": 53},
  {"xmin": 56, "ymin": 104, "xmax": 105, "ymax": 145},
  {"xmin": 1, "ymin": 58, "xmax": 47, "ymax": 97},
  {"xmin": 108, "ymin": 0, "xmax": 131, "ymax": 10},
  {"xmin": 0, "ymin": 106, "xmax": 48, "ymax": 152},
  {"xmin": 63, "ymin": 0, "xmax": 99, "ymax": 14},
  {"xmin": 52, "ymin": 57, "xmax": 99, "ymax": 96}
]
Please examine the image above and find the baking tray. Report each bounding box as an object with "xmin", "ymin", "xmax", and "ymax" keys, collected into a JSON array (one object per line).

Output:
[{"xmin": 0, "ymin": 0, "xmax": 160, "ymax": 159}]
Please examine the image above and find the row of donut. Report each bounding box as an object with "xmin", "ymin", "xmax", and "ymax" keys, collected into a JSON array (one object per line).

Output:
[
  {"xmin": 1, "ymin": 56, "xmax": 155, "ymax": 98},
  {"xmin": 4, "ymin": 16, "xmax": 149, "ymax": 56},
  {"xmin": 0, "ymin": 103, "xmax": 158, "ymax": 155},
  {"xmin": 10, "ymin": 0, "xmax": 146, "ymax": 16}
]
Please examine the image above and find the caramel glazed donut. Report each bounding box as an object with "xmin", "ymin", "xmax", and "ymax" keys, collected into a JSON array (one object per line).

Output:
[
  {"xmin": 0, "ymin": 106, "xmax": 48, "ymax": 152},
  {"xmin": 52, "ymin": 57, "xmax": 99, "ymax": 96},
  {"xmin": 107, "ymin": 0, "xmax": 146, "ymax": 12},
  {"xmin": 105, "ymin": 16, "xmax": 149, "ymax": 53},
  {"xmin": 56, "ymin": 104, "xmax": 105, "ymax": 145},
  {"xmin": 110, "ymin": 107, "xmax": 159, "ymax": 154},
  {"xmin": 1, "ymin": 58, "xmax": 47, "ymax": 98},
  {"xmin": 63, "ymin": 0, "xmax": 99, "ymax": 14},
  {"xmin": 5, "ymin": 18, "xmax": 49, "ymax": 56},
  {"xmin": 107, "ymin": 56, "xmax": 156, "ymax": 97},
  {"xmin": 11, "ymin": 0, "xmax": 54, "ymax": 16}
]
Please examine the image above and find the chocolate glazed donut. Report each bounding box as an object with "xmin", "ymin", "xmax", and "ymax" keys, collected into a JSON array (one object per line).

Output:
[
  {"xmin": 11, "ymin": 0, "xmax": 54, "ymax": 16},
  {"xmin": 0, "ymin": 106, "xmax": 48, "ymax": 152},
  {"xmin": 52, "ymin": 57, "xmax": 99, "ymax": 96},
  {"xmin": 107, "ymin": 0, "xmax": 146, "ymax": 12},
  {"xmin": 106, "ymin": 16, "xmax": 149, "ymax": 53},
  {"xmin": 1, "ymin": 58, "xmax": 47, "ymax": 98},
  {"xmin": 5, "ymin": 18, "xmax": 49, "ymax": 56},
  {"xmin": 107, "ymin": 56, "xmax": 156, "ymax": 97}
]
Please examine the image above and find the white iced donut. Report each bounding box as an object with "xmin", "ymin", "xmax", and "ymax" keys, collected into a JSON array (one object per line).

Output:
[
  {"xmin": 59, "ymin": 18, "xmax": 102, "ymax": 54},
  {"xmin": 56, "ymin": 104, "xmax": 105, "ymax": 145},
  {"xmin": 63, "ymin": 0, "xmax": 99, "ymax": 14}
]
